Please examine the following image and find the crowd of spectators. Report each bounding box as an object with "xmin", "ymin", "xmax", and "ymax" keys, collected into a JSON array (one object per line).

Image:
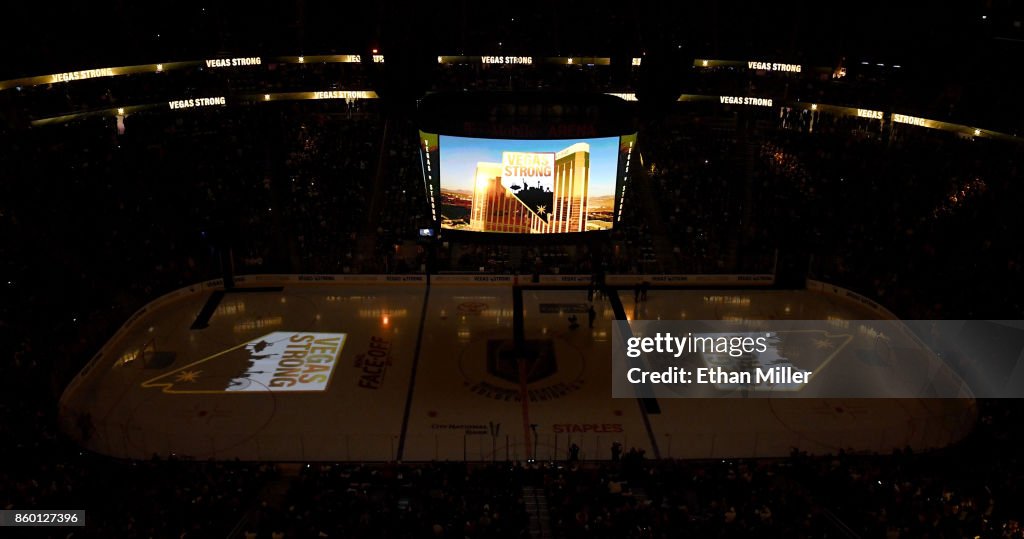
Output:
[
  {"xmin": 531, "ymin": 399, "xmax": 1024, "ymax": 538},
  {"xmin": 636, "ymin": 104, "xmax": 1024, "ymax": 319},
  {"xmin": 767, "ymin": 109, "xmax": 1024, "ymax": 318},
  {"xmin": 370, "ymin": 118, "xmax": 432, "ymax": 274},
  {"xmin": 233, "ymin": 401, "xmax": 1024, "ymax": 538},
  {"xmin": 800, "ymin": 399, "xmax": 1024, "ymax": 538},
  {"xmin": 247, "ymin": 462, "xmax": 530, "ymax": 538},
  {"xmin": 271, "ymin": 101, "xmax": 383, "ymax": 274},
  {"xmin": 641, "ymin": 112, "xmax": 757, "ymax": 274}
]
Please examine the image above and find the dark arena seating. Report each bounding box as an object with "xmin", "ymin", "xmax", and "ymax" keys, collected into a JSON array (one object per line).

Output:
[{"xmin": 2, "ymin": 3, "xmax": 1024, "ymax": 538}]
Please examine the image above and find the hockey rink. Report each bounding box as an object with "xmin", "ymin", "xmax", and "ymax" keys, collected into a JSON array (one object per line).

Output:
[
  {"xmin": 619, "ymin": 288, "xmax": 975, "ymax": 458},
  {"xmin": 59, "ymin": 276, "xmax": 976, "ymax": 461}
]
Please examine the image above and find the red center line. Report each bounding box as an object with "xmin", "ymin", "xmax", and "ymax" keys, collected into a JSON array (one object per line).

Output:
[{"xmin": 518, "ymin": 357, "xmax": 532, "ymax": 460}]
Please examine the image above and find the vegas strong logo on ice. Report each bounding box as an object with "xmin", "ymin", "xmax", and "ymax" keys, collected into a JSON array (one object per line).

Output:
[{"xmin": 141, "ymin": 332, "xmax": 346, "ymax": 393}]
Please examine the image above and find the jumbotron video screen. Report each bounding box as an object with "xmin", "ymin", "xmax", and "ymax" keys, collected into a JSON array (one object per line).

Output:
[{"xmin": 420, "ymin": 132, "xmax": 636, "ymax": 233}]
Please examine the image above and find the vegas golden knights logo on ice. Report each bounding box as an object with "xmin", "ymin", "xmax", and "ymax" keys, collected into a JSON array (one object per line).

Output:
[
  {"xmin": 141, "ymin": 332, "xmax": 346, "ymax": 393},
  {"xmin": 458, "ymin": 338, "xmax": 586, "ymax": 402}
]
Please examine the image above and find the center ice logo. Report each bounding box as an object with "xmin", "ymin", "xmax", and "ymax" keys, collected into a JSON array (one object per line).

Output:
[
  {"xmin": 486, "ymin": 339, "xmax": 558, "ymax": 384},
  {"xmin": 458, "ymin": 338, "xmax": 586, "ymax": 402},
  {"xmin": 141, "ymin": 331, "xmax": 345, "ymax": 394}
]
